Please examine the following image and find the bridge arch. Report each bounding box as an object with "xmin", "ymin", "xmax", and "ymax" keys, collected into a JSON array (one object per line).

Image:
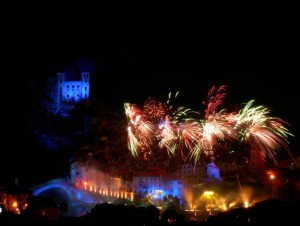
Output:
[
  {"xmin": 33, "ymin": 183, "xmax": 73, "ymax": 198},
  {"xmin": 31, "ymin": 178, "xmax": 96, "ymax": 204}
]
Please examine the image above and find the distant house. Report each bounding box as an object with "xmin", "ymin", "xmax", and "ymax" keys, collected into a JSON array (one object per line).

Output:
[
  {"xmin": 205, "ymin": 162, "xmax": 222, "ymax": 182},
  {"xmin": 172, "ymin": 163, "xmax": 205, "ymax": 186},
  {"xmin": 0, "ymin": 182, "xmax": 31, "ymax": 214},
  {"xmin": 133, "ymin": 167, "xmax": 184, "ymax": 204}
]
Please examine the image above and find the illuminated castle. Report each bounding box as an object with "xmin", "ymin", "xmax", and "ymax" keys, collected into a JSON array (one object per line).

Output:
[{"xmin": 46, "ymin": 72, "xmax": 90, "ymax": 117}]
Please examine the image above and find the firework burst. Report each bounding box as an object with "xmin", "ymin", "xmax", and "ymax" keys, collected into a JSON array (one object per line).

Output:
[
  {"xmin": 234, "ymin": 100, "xmax": 294, "ymax": 162},
  {"xmin": 124, "ymin": 86, "xmax": 295, "ymax": 165}
]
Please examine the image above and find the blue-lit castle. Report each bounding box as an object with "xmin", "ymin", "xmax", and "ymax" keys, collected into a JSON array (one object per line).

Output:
[{"xmin": 46, "ymin": 72, "xmax": 90, "ymax": 118}]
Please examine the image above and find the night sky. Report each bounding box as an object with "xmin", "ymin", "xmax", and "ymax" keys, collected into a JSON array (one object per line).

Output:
[{"xmin": 3, "ymin": 14, "xmax": 299, "ymax": 186}]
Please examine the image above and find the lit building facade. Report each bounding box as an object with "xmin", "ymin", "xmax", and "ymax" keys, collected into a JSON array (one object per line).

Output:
[
  {"xmin": 0, "ymin": 184, "xmax": 30, "ymax": 214},
  {"xmin": 217, "ymin": 161, "xmax": 245, "ymax": 179},
  {"xmin": 173, "ymin": 163, "xmax": 205, "ymax": 186},
  {"xmin": 133, "ymin": 168, "xmax": 183, "ymax": 204},
  {"xmin": 70, "ymin": 162, "xmax": 133, "ymax": 201},
  {"xmin": 46, "ymin": 72, "xmax": 90, "ymax": 117}
]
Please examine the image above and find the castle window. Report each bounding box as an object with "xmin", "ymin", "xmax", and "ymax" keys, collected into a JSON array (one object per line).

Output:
[
  {"xmin": 85, "ymin": 87, "xmax": 87, "ymax": 90},
  {"xmin": 67, "ymin": 85, "xmax": 69, "ymax": 88},
  {"xmin": 77, "ymin": 85, "xmax": 80, "ymax": 88},
  {"xmin": 85, "ymin": 79, "xmax": 87, "ymax": 82},
  {"xmin": 72, "ymin": 85, "xmax": 74, "ymax": 88}
]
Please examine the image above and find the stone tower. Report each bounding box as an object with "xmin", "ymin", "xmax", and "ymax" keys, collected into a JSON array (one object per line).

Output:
[{"xmin": 46, "ymin": 72, "xmax": 90, "ymax": 117}]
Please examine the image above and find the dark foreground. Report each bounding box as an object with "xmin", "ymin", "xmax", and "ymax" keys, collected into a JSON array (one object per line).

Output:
[{"xmin": 1, "ymin": 198, "xmax": 299, "ymax": 225}]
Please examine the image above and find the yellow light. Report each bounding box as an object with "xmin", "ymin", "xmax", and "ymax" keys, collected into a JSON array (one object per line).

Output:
[
  {"xmin": 12, "ymin": 202, "xmax": 18, "ymax": 208},
  {"xmin": 203, "ymin": 191, "xmax": 214, "ymax": 196}
]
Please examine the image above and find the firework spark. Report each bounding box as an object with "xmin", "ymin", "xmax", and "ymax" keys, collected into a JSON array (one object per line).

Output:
[
  {"xmin": 124, "ymin": 86, "xmax": 294, "ymax": 165},
  {"xmin": 235, "ymin": 100, "xmax": 294, "ymax": 162}
]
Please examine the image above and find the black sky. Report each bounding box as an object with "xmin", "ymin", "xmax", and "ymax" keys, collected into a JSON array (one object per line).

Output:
[{"xmin": 3, "ymin": 13, "xmax": 300, "ymax": 185}]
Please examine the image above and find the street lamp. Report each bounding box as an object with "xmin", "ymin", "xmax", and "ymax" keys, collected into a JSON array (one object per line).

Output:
[{"xmin": 269, "ymin": 173, "xmax": 275, "ymax": 198}]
